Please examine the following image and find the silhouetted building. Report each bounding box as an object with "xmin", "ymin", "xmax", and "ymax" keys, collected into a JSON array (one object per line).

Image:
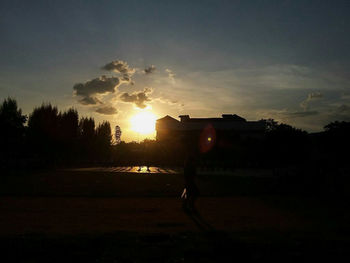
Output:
[{"xmin": 156, "ymin": 114, "xmax": 266, "ymax": 152}]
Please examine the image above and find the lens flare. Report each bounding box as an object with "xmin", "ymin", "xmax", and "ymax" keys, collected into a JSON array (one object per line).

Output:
[{"xmin": 199, "ymin": 124, "xmax": 216, "ymax": 153}]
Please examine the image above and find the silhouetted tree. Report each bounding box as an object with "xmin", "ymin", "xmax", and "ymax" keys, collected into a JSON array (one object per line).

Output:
[
  {"xmin": 79, "ymin": 117, "xmax": 95, "ymax": 138},
  {"xmin": 96, "ymin": 121, "xmax": 112, "ymax": 162},
  {"xmin": 262, "ymin": 119, "xmax": 309, "ymax": 167},
  {"xmin": 78, "ymin": 117, "xmax": 96, "ymax": 162},
  {"xmin": 262, "ymin": 118, "xmax": 279, "ymax": 132},
  {"xmin": 57, "ymin": 108, "xmax": 79, "ymax": 163},
  {"xmin": 324, "ymin": 121, "xmax": 350, "ymax": 134},
  {"xmin": 323, "ymin": 121, "xmax": 350, "ymax": 165},
  {"xmin": 96, "ymin": 121, "xmax": 112, "ymax": 145},
  {"xmin": 59, "ymin": 108, "xmax": 79, "ymax": 141},
  {"xmin": 27, "ymin": 103, "xmax": 60, "ymax": 162},
  {"xmin": 0, "ymin": 98, "xmax": 27, "ymax": 165}
]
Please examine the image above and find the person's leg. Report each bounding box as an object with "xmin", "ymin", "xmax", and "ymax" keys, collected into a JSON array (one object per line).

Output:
[
  {"xmin": 188, "ymin": 195, "xmax": 198, "ymax": 213},
  {"xmin": 182, "ymin": 198, "xmax": 191, "ymax": 213}
]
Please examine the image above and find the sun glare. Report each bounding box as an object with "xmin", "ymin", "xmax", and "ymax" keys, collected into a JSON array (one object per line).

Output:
[{"xmin": 130, "ymin": 111, "xmax": 157, "ymax": 135}]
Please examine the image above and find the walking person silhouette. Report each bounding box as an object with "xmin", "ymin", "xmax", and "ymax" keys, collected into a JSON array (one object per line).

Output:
[{"xmin": 182, "ymin": 155, "xmax": 199, "ymax": 214}]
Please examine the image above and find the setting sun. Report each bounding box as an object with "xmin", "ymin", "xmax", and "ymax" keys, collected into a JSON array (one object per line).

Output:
[{"xmin": 130, "ymin": 111, "xmax": 157, "ymax": 134}]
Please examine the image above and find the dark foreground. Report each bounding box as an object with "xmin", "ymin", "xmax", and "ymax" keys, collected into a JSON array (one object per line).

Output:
[
  {"xmin": 2, "ymin": 231, "xmax": 349, "ymax": 262},
  {"xmin": 1, "ymin": 169, "xmax": 349, "ymax": 261}
]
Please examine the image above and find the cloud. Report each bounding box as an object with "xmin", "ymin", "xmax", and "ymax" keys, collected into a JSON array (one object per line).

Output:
[
  {"xmin": 282, "ymin": 110, "xmax": 319, "ymax": 118},
  {"xmin": 257, "ymin": 104, "xmax": 350, "ymax": 132},
  {"xmin": 300, "ymin": 92, "xmax": 323, "ymax": 110},
  {"xmin": 174, "ymin": 64, "xmax": 349, "ymax": 132},
  {"xmin": 258, "ymin": 108, "xmax": 319, "ymax": 120},
  {"xmin": 327, "ymin": 104, "xmax": 350, "ymax": 121},
  {"xmin": 102, "ymin": 60, "xmax": 135, "ymax": 82},
  {"xmin": 153, "ymin": 96, "xmax": 184, "ymax": 107},
  {"xmin": 73, "ymin": 75, "xmax": 121, "ymax": 105},
  {"xmin": 144, "ymin": 65, "xmax": 156, "ymax": 74},
  {"xmin": 95, "ymin": 105, "xmax": 118, "ymax": 115},
  {"xmin": 165, "ymin": 69, "xmax": 175, "ymax": 83},
  {"xmin": 79, "ymin": 96, "xmax": 101, "ymax": 105},
  {"xmin": 341, "ymin": 93, "xmax": 350, "ymax": 101},
  {"xmin": 336, "ymin": 104, "xmax": 350, "ymax": 113},
  {"xmin": 119, "ymin": 88, "xmax": 152, "ymax": 109}
]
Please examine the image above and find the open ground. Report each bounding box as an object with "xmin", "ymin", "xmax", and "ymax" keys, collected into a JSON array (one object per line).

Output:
[{"xmin": 1, "ymin": 168, "xmax": 349, "ymax": 261}]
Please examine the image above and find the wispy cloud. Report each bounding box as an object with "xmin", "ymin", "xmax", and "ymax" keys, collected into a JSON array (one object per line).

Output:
[
  {"xmin": 326, "ymin": 104, "xmax": 350, "ymax": 122},
  {"xmin": 258, "ymin": 108, "xmax": 318, "ymax": 120},
  {"xmin": 165, "ymin": 69, "xmax": 175, "ymax": 83},
  {"xmin": 283, "ymin": 110, "xmax": 319, "ymax": 118},
  {"xmin": 152, "ymin": 96, "xmax": 184, "ymax": 107},
  {"xmin": 178, "ymin": 64, "xmax": 350, "ymax": 131},
  {"xmin": 300, "ymin": 92, "xmax": 323, "ymax": 111}
]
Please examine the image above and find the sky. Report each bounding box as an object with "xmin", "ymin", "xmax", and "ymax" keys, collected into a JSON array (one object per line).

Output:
[{"xmin": 1, "ymin": 0, "xmax": 350, "ymax": 141}]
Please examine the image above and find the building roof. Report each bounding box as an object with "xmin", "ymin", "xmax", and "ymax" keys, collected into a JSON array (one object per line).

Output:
[
  {"xmin": 179, "ymin": 114, "xmax": 246, "ymax": 122},
  {"xmin": 156, "ymin": 114, "xmax": 265, "ymax": 132},
  {"xmin": 156, "ymin": 115, "xmax": 179, "ymax": 123}
]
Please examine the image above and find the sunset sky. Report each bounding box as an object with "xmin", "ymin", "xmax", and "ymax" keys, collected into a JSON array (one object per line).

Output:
[{"xmin": 1, "ymin": 0, "xmax": 350, "ymax": 141}]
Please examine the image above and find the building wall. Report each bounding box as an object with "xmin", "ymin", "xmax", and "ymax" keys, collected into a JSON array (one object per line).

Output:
[{"xmin": 156, "ymin": 115, "xmax": 266, "ymax": 143}]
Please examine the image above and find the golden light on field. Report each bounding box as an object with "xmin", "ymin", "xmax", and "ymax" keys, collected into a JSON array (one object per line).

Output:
[{"xmin": 130, "ymin": 111, "xmax": 157, "ymax": 134}]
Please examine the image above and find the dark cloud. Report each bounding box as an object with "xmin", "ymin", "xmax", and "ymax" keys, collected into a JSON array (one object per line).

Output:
[
  {"xmin": 95, "ymin": 106, "xmax": 118, "ymax": 115},
  {"xmin": 73, "ymin": 60, "xmax": 158, "ymax": 111},
  {"xmin": 300, "ymin": 92, "xmax": 323, "ymax": 110},
  {"xmin": 73, "ymin": 75, "xmax": 120, "ymax": 105},
  {"xmin": 102, "ymin": 60, "xmax": 135, "ymax": 82},
  {"xmin": 79, "ymin": 96, "xmax": 101, "ymax": 105},
  {"xmin": 119, "ymin": 88, "xmax": 152, "ymax": 109},
  {"xmin": 144, "ymin": 65, "xmax": 156, "ymax": 74}
]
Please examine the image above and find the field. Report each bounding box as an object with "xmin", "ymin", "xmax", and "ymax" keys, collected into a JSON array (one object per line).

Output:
[{"xmin": 0, "ymin": 167, "xmax": 349, "ymax": 261}]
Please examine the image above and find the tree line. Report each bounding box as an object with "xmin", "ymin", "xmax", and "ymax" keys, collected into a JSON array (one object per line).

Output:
[
  {"xmin": 0, "ymin": 98, "xmax": 112, "ymax": 168},
  {"xmin": 1, "ymin": 97, "xmax": 349, "ymax": 171}
]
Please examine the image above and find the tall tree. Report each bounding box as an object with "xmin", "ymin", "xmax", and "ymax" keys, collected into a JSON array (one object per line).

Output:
[
  {"xmin": 0, "ymin": 98, "xmax": 27, "ymax": 160},
  {"xmin": 96, "ymin": 121, "xmax": 112, "ymax": 145},
  {"xmin": 79, "ymin": 117, "xmax": 95, "ymax": 139},
  {"xmin": 58, "ymin": 108, "xmax": 79, "ymax": 162},
  {"xmin": 59, "ymin": 108, "xmax": 79, "ymax": 141},
  {"xmin": 27, "ymin": 103, "xmax": 60, "ymax": 160},
  {"xmin": 96, "ymin": 121, "xmax": 112, "ymax": 162},
  {"xmin": 78, "ymin": 117, "xmax": 96, "ymax": 162}
]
